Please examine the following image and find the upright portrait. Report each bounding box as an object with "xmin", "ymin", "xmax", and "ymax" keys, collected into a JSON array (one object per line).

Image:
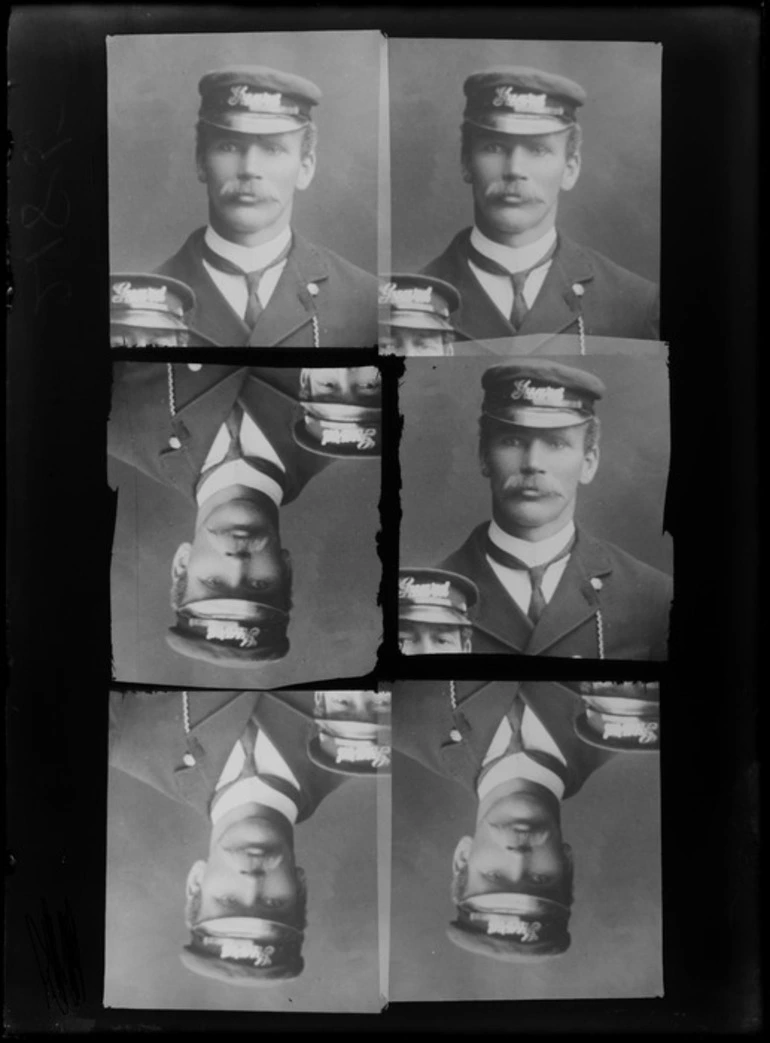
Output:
[{"xmin": 108, "ymin": 31, "xmax": 382, "ymax": 347}]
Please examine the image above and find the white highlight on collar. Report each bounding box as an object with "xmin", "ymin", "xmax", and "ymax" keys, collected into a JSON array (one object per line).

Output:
[{"xmin": 488, "ymin": 519, "xmax": 575, "ymax": 568}]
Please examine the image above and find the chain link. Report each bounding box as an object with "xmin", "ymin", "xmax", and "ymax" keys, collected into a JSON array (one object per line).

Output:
[
  {"xmin": 166, "ymin": 363, "xmax": 177, "ymax": 418},
  {"xmin": 182, "ymin": 690, "xmax": 191, "ymax": 734},
  {"xmin": 311, "ymin": 314, "xmax": 320, "ymax": 349},
  {"xmin": 577, "ymin": 314, "xmax": 586, "ymax": 356},
  {"xmin": 595, "ymin": 610, "xmax": 605, "ymax": 659},
  {"xmin": 449, "ymin": 680, "xmax": 457, "ymax": 711}
]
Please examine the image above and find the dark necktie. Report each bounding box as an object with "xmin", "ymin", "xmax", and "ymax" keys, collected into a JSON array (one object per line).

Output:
[
  {"xmin": 485, "ymin": 532, "xmax": 576, "ymax": 625},
  {"xmin": 201, "ymin": 236, "xmax": 293, "ymax": 329},
  {"xmin": 466, "ymin": 235, "xmax": 558, "ymax": 331}
]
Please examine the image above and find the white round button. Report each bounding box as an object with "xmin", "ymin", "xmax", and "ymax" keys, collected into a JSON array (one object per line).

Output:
[
  {"xmin": 168, "ymin": 436, "xmax": 182, "ymax": 449},
  {"xmin": 590, "ymin": 577, "xmax": 603, "ymax": 591},
  {"xmin": 182, "ymin": 753, "xmax": 196, "ymax": 767},
  {"xmin": 449, "ymin": 729, "xmax": 462, "ymax": 743},
  {"xmin": 307, "ymin": 282, "xmax": 319, "ymax": 296},
  {"xmin": 187, "ymin": 363, "xmax": 202, "ymax": 372}
]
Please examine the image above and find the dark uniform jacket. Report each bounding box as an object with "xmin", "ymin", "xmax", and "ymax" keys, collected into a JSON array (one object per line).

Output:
[
  {"xmin": 109, "ymin": 689, "xmax": 345, "ymax": 823},
  {"xmin": 393, "ymin": 680, "xmax": 612, "ymax": 800},
  {"xmin": 157, "ymin": 228, "xmax": 378, "ymax": 348},
  {"xmin": 440, "ymin": 523, "xmax": 672, "ymax": 660},
  {"xmin": 108, "ymin": 363, "xmax": 331, "ymax": 505},
  {"xmin": 422, "ymin": 229, "xmax": 659, "ymax": 344}
]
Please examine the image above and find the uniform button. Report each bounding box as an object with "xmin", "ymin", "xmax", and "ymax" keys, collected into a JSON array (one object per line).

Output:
[
  {"xmin": 307, "ymin": 282, "xmax": 319, "ymax": 297},
  {"xmin": 182, "ymin": 753, "xmax": 196, "ymax": 767},
  {"xmin": 590, "ymin": 577, "xmax": 603, "ymax": 591},
  {"xmin": 449, "ymin": 729, "xmax": 462, "ymax": 743},
  {"xmin": 168, "ymin": 436, "xmax": 182, "ymax": 449},
  {"xmin": 187, "ymin": 363, "xmax": 202, "ymax": 372}
]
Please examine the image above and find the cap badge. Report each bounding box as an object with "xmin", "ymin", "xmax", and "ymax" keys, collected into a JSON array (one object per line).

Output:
[
  {"xmin": 603, "ymin": 719, "xmax": 659, "ymax": 744},
  {"xmin": 218, "ymin": 939, "xmax": 276, "ymax": 966},
  {"xmin": 204, "ymin": 620, "xmax": 261, "ymax": 648},
  {"xmin": 334, "ymin": 741, "xmax": 391, "ymax": 768},
  {"xmin": 379, "ymin": 282, "xmax": 433, "ymax": 307},
  {"xmin": 485, "ymin": 915, "xmax": 542, "ymax": 941},
  {"xmin": 492, "ymin": 87, "xmax": 550, "ymax": 114},
  {"xmin": 112, "ymin": 281, "xmax": 167, "ymax": 307},
  {"xmin": 320, "ymin": 426, "xmax": 377, "ymax": 450},
  {"xmin": 399, "ymin": 577, "xmax": 452, "ymax": 603},
  {"xmin": 510, "ymin": 378, "xmax": 566, "ymax": 406},
  {"xmin": 227, "ymin": 85, "xmax": 297, "ymax": 115}
]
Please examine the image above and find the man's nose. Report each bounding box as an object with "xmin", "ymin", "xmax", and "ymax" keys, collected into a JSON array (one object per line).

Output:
[
  {"xmin": 238, "ymin": 145, "xmax": 265, "ymax": 178},
  {"xmin": 521, "ymin": 443, "xmax": 547, "ymax": 471},
  {"xmin": 502, "ymin": 145, "xmax": 529, "ymax": 178}
]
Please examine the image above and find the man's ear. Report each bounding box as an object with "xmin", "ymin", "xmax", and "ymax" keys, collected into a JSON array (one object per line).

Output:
[
  {"xmin": 296, "ymin": 150, "xmax": 316, "ymax": 192},
  {"xmin": 184, "ymin": 859, "xmax": 207, "ymax": 928},
  {"xmin": 452, "ymin": 836, "xmax": 473, "ymax": 875},
  {"xmin": 461, "ymin": 160, "xmax": 473, "ymax": 184},
  {"xmin": 560, "ymin": 147, "xmax": 581, "ymax": 192},
  {"xmin": 172, "ymin": 543, "xmax": 192, "ymax": 580},
  {"xmin": 579, "ymin": 445, "xmax": 600, "ymax": 486},
  {"xmin": 479, "ymin": 446, "xmax": 491, "ymax": 479}
]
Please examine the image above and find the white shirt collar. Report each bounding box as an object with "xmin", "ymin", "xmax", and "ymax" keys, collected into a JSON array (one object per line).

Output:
[
  {"xmin": 204, "ymin": 224, "xmax": 292, "ymax": 272},
  {"xmin": 477, "ymin": 752, "xmax": 565, "ymax": 802},
  {"xmin": 470, "ymin": 225, "xmax": 557, "ymax": 275},
  {"xmin": 196, "ymin": 460, "xmax": 284, "ymax": 509},
  {"xmin": 488, "ymin": 519, "xmax": 575, "ymax": 568},
  {"xmin": 210, "ymin": 777, "xmax": 299, "ymax": 825}
]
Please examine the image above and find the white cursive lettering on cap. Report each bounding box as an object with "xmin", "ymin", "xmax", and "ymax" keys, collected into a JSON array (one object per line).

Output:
[
  {"xmin": 218, "ymin": 939, "xmax": 276, "ymax": 965},
  {"xmin": 485, "ymin": 915, "xmax": 542, "ymax": 940},
  {"xmin": 603, "ymin": 719, "xmax": 658, "ymax": 743},
  {"xmin": 379, "ymin": 282, "xmax": 433, "ymax": 307},
  {"xmin": 320, "ymin": 427, "xmax": 377, "ymax": 450},
  {"xmin": 227, "ymin": 85, "xmax": 298, "ymax": 114},
  {"xmin": 510, "ymin": 378, "xmax": 567, "ymax": 406},
  {"xmin": 399, "ymin": 577, "xmax": 453, "ymax": 603},
  {"xmin": 112, "ymin": 281, "xmax": 167, "ymax": 307},
  {"xmin": 204, "ymin": 620, "xmax": 261, "ymax": 648},
  {"xmin": 492, "ymin": 87, "xmax": 550, "ymax": 113}
]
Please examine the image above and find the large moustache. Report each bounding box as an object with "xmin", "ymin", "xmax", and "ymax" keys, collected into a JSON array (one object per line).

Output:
[
  {"xmin": 485, "ymin": 182, "xmax": 542, "ymax": 205},
  {"xmin": 501, "ymin": 476, "xmax": 559, "ymax": 497},
  {"xmin": 219, "ymin": 182, "xmax": 278, "ymax": 204}
]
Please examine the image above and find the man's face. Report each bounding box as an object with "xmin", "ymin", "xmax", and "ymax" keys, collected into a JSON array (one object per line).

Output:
[
  {"xmin": 454, "ymin": 789, "xmax": 571, "ymax": 902},
  {"xmin": 380, "ymin": 328, "xmax": 452, "ymax": 357},
  {"xmin": 316, "ymin": 690, "xmax": 390, "ymax": 722},
  {"xmin": 197, "ymin": 130, "xmax": 315, "ymax": 244},
  {"xmin": 172, "ymin": 497, "xmax": 289, "ymax": 607},
  {"xmin": 464, "ymin": 130, "xmax": 580, "ymax": 244},
  {"xmin": 188, "ymin": 812, "xmax": 302, "ymax": 924},
  {"xmin": 110, "ymin": 327, "xmax": 188, "ymax": 348},
  {"xmin": 481, "ymin": 422, "xmax": 598, "ymax": 540},
  {"xmin": 303, "ymin": 367, "xmax": 382, "ymax": 405},
  {"xmin": 399, "ymin": 620, "xmax": 470, "ymax": 655}
]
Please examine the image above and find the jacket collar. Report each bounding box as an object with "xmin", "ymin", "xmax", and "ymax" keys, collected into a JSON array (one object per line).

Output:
[
  {"xmin": 447, "ymin": 229, "xmax": 596, "ymax": 341},
  {"xmin": 459, "ymin": 524, "xmax": 613, "ymax": 655}
]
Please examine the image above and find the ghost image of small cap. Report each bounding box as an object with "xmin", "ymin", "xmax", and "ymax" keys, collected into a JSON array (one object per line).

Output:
[
  {"xmin": 379, "ymin": 274, "xmax": 460, "ymax": 356},
  {"xmin": 398, "ymin": 567, "xmax": 478, "ymax": 654}
]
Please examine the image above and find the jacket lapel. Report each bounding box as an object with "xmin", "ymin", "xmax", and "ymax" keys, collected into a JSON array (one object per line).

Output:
[
  {"xmin": 458, "ymin": 525, "xmax": 534, "ymax": 653},
  {"xmin": 249, "ymin": 235, "xmax": 329, "ymax": 347},
  {"xmin": 526, "ymin": 530, "xmax": 613, "ymax": 656},
  {"xmin": 182, "ymin": 230, "xmax": 253, "ymax": 347},
  {"xmin": 517, "ymin": 234, "xmax": 595, "ymax": 337}
]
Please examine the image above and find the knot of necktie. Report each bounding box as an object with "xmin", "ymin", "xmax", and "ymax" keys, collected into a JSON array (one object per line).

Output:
[
  {"xmin": 202, "ymin": 237, "xmax": 293, "ymax": 329},
  {"xmin": 485, "ymin": 532, "xmax": 576, "ymax": 625},
  {"xmin": 466, "ymin": 235, "xmax": 558, "ymax": 331}
]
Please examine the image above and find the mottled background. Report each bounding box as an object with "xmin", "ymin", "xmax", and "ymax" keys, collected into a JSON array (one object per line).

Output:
[
  {"xmin": 105, "ymin": 760, "xmax": 384, "ymax": 1011},
  {"xmin": 390, "ymin": 39, "xmax": 660, "ymax": 282},
  {"xmin": 108, "ymin": 31, "xmax": 381, "ymax": 275},
  {"xmin": 400, "ymin": 354, "xmax": 673, "ymax": 575},
  {"xmin": 109, "ymin": 450, "xmax": 381, "ymax": 689},
  {"xmin": 391, "ymin": 735, "xmax": 661, "ymax": 1000}
]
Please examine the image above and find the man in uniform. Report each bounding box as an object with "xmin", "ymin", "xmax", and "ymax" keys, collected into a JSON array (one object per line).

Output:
[
  {"xmin": 109, "ymin": 273, "xmax": 216, "ymax": 348},
  {"xmin": 421, "ymin": 67, "xmax": 659, "ymax": 344},
  {"xmin": 108, "ymin": 363, "xmax": 371, "ymax": 666},
  {"xmin": 156, "ymin": 66, "xmax": 378, "ymax": 347},
  {"xmin": 379, "ymin": 274, "xmax": 460, "ymax": 356},
  {"xmin": 109, "ymin": 689, "xmax": 351, "ymax": 984},
  {"xmin": 436, "ymin": 360, "xmax": 672, "ymax": 659},
  {"xmin": 393, "ymin": 680, "xmax": 615, "ymax": 962},
  {"xmin": 398, "ymin": 567, "xmax": 477, "ymax": 654}
]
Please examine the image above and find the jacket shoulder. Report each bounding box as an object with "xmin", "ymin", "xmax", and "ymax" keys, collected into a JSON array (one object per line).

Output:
[
  {"xmin": 568, "ymin": 238, "xmax": 658, "ymax": 297},
  {"xmin": 154, "ymin": 228, "xmax": 206, "ymax": 280},
  {"xmin": 296, "ymin": 236, "xmax": 378, "ymax": 290},
  {"xmin": 421, "ymin": 229, "xmax": 472, "ymax": 280},
  {"xmin": 590, "ymin": 535, "xmax": 672, "ymax": 598}
]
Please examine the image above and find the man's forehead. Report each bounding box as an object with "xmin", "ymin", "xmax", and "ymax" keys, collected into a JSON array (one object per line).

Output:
[
  {"xmin": 472, "ymin": 128, "xmax": 565, "ymax": 147},
  {"xmin": 205, "ymin": 128, "xmax": 301, "ymax": 146}
]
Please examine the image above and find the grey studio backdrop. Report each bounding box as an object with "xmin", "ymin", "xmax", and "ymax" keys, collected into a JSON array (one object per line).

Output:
[
  {"xmin": 105, "ymin": 764, "xmax": 382, "ymax": 1011},
  {"xmin": 391, "ymin": 738, "xmax": 661, "ymax": 1000},
  {"xmin": 399, "ymin": 355, "xmax": 673, "ymax": 576},
  {"xmin": 390, "ymin": 39, "xmax": 661, "ymax": 281},
  {"xmin": 108, "ymin": 31, "xmax": 381, "ymax": 275},
  {"xmin": 109, "ymin": 454, "xmax": 381, "ymax": 688}
]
